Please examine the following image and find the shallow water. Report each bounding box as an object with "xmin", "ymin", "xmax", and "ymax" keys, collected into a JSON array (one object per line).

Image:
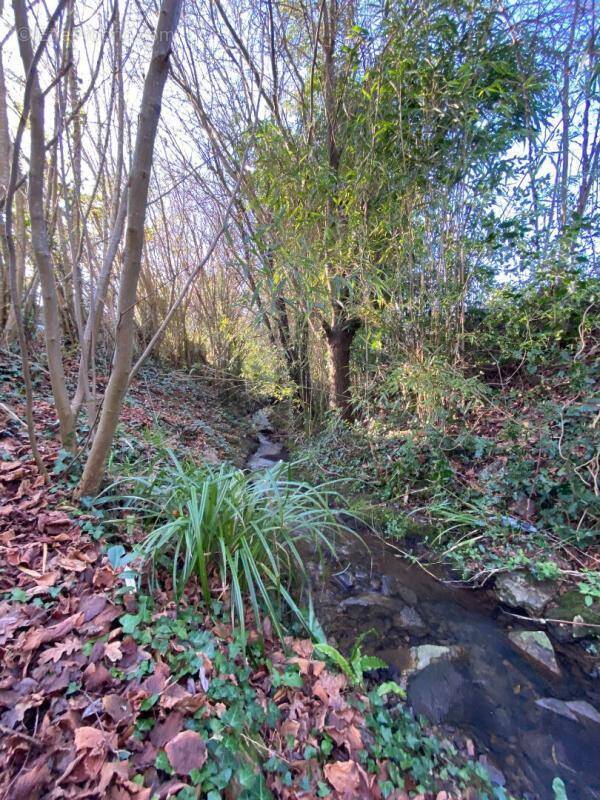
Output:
[
  {"xmin": 247, "ymin": 418, "xmax": 600, "ymax": 800},
  {"xmin": 310, "ymin": 530, "xmax": 600, "ymax": 800}
]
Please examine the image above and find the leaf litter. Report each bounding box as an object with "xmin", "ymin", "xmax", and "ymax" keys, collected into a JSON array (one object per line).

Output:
[{"xmin": 0, "ymin": 372, "xmax": 487, "ymax": 800}]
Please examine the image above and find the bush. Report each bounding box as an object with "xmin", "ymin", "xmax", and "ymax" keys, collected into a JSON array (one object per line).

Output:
[{"xmin": 382, "ymin": 354, "xmax": 489, "ymax": 424}]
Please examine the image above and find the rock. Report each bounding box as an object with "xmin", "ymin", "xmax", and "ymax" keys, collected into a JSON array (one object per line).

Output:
[
  {"xmin": 535, "ymin": 697, "xmax": 578, "ymax": 721},
  {"xmin": 379, "ymin": 575, "xmax": 418, "ymax": 606},
  {"xmin": 566, "ymin": 700, "xmax": 600, "ymax": 725},
  {"xmin": 252, "ymin": 409, "xmax": 273, "ymax": 432},
  {"xmin": 408, "ymin": 661, "xmax": 466, "ymax": 723},
  {"xmin": 536, "ymin": 698, "xmax": 600, "ymax": 726},
  {"xmin": 508, "ymin": 630, "xmax": 561, "ymax": 678},
  {"xmin": 332, "ymin": 571, "xmax": 354, "ymax": 592},
  {"xmin": 393, "ymin": 606, "xmax": 426, "ymax": 635},
  {"xmin": 478, "ymin": 754, "xmax": 506, "ymax": 786},
  {"xmin": 547, "ymin": 589, "xmax": 600, "ymax": 640},
  {"xmin": 407, "ymin": 644, "xmax": 465, "ymax": 674},
  {"xmin": 339, "ymin": 593, "xmax": 399, "ymax": 612},
  {"xmin": 495, "ymin": 571, "xmax": 555, "ymax": 615}
]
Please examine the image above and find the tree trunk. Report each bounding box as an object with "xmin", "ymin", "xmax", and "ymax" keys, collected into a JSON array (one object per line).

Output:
[
  {"xmin": 78, "ymin": 0, "xmax": 182, "ymax": 496},
  {"xmin": 0, "ymin": 28, "xmax": 10, "ymax": 332},
  {"xmin": 324, "ymin": 319, "xmax": 360, "ymax": 421},
  {"xmin": 13, "ymin": 0, "xmax": 75, "ymax": 448}
]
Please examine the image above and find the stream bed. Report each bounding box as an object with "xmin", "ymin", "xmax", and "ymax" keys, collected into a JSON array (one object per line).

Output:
[{"xmin": 247, "ymin": 413, "xmax": 600, "ymax": 800}]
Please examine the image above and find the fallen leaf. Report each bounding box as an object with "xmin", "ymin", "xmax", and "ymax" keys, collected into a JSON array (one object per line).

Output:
[
  {"xmin": 150, "ymin": 711, "xmax": 184, "ymax": 747},
  {"xmin": 324, "ymin": 760, "xmax": 370, "ymax": 798},
  {"xmin": 75, "ymin": 726, "xmax": 110, "ymax": 751},
  {"xmin": 164, "ymin": 730, "xmax": 207, "ymax": 775},
  {"xmin": 104, "ymin": 640, "xmax": 123, "ymax": 663},
  {"xmin": 38, "ymin": 636, "xmax": 81, "ymax": 664},
  {"xmin": 11, "ymin": 760, "xmax": 50, "ymax": 800},
  {"xmin": 20, "ymin": 612, "xmax": 84, "ymax": 652},
  {"xmin": 103, "ymin": 694, "xmax": 132, "ymax": 723}
]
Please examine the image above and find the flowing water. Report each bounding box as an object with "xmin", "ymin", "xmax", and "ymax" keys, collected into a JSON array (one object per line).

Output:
[{"xmin": 247, "ymin": 414, "xmax": 600, "ymax": 800}]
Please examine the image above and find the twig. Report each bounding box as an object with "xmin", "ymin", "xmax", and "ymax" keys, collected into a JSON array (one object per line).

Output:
[
  {"xmin": 0, "ymin": 724, "xmax": 39, "ymax": 746},
  {"xmin": 502, "ymin": 609, "xmax": 600, "ymax": 630},
  {"xmin": 0, "ymin": 402, "xmax": 26, "ymax": 428}
]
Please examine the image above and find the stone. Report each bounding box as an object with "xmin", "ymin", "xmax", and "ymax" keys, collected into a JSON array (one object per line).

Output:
[
  {"xmin": 547, "ymin": 589, "xmax": 600, "ymax": 640},
  {"xmin": 332, "ymin": 571, "xmax": 354, "ymax": 592},
  {"xmin": 535, "ymin": 697, "xmax": 578, "ymax": 721},
  {"xmin": 478, "ymin": 754, "xmax": 506, "ymax": 787},
  {"xmin": 537, "ymin": 698, "xmax": 600, "ymax": 726},
  {"xmin": 494, "ymin": 571, "xmax": 555, "ymax": 615},
  {"xmin": 407, "ymin": 644, "xmax": 465, "ymax": 674},
  {"xmin": 339, "ymin": 593, "xmax": 398, "ymax": 612},
  {"xmin": 380, "ymin": 574, "xmax": 418, "ymax": 605},
  {"xmin": 508, "ymin": 630, "xmax": 561, "ymax": 678},
  {"xmin": 393, "ymin": 606, "xmax": 426, "ymax": 635},
  {"xmin": 567, "ymin": 700, "xmax": 600, "ymax": 725},
  {"xmin": 408, "ymin": 661, "xmax": 466, "ymax": 723}
]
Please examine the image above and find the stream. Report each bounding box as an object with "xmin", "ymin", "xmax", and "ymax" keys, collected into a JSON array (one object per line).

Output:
[{"xmin": 247, "ymin": 412, "xmax": 600, "ymax": 800}]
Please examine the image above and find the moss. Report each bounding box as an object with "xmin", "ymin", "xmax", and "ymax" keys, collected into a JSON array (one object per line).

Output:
[{"xmin": 551, "ymin": 589, "xmax": 600, "ymax": 638}]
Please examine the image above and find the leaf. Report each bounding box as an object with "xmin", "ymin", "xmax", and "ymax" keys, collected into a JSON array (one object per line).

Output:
[
  {"xmin": 38, "ymin": 636, "xmax": 81, "ymax": 664},
  {"xmin": 102, "ymin": 694, "xmax": 132, "ymax": 723},
  {"xmin": 74, "ymin": 726, "xmax": 113, "ymax": 751},
  {"xmin": 313, "ymin": 643, "xmax": 352, "ymax": 680},
  {"xmin": 376, "ymin": 681, "xmax": 406, "ymax": 698},
  {"xmin": 324, "ymin": 760, "xmax": 368, "ymax": 795},
  {"xmin": 104, "ymin": 640, "xmax": 123, "ymax": 662},
  {"xmin": 165, "ymin": 730, "xmax": 207, "ymax": 775},
  {"xmin": 107, "ymin": 545, "xmax": 126, "ymax": 569},
  {"xmin": 357, "ymin": 655, "xmax": 387, "ymax": 672},
  {"xmin": 552, "ymin": 777, "xmax": 568, "ymax": 800}
]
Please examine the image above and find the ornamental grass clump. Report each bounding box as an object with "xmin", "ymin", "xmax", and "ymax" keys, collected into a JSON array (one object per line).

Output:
[{"xmin": 114, "ymin": 453, "xmax": 353, "ymax": 638}]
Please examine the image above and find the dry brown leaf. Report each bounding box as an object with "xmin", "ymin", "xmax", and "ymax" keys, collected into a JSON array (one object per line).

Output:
[
  {"xmin": 75, "ymin": 725, "xmax": 109, "ymax": 751},
  {"xmin": 11, "ymin": 760, "xmax": 50, "ymax": 800},
  {"xmin": 38, "ymin": 636, "xmax": 81, "ymax": 664},
  {"xmin": 104, "ymin": 640, "xmax": 123, "ymax": 663},
  {"xmin": 164, "ymin": 730, "xmax": 207, "ymax": 775},
  {"xmin": 103, "ymin": 693, "xmax": 132, "ymax": 723},
  {"xmin": 324, "ymin": 760, "xmax": 370, "ymax": 798}
]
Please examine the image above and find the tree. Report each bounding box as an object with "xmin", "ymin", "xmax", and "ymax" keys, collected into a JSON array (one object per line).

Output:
[{"xmin": 77, "ymin": 0, "xmax": 183, "ymax": 495}]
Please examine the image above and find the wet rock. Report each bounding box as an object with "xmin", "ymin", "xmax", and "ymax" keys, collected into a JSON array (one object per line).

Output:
[
  {"xmin": 478, "ymin": 754, "xmax": 506, "ymax": 787},
  {"xmin": 536, "ymin": 698, "xmax": 600, "ymax": 725},
  {"xmin": 407, "ymin": 644, "xmax": 465, "ymax": 674},
  {"xmin": 380, "ymin": 574, "xmax": 418, "ymax": 605},
  {"xmin": 339, "ymin": 593, "xmax": 399, "ymax": 612},
  {"xmin": 547, "ymin": 589, "xmax": 600, "ymax": 640},
  {"xmin": 332, "ymin": 571, "xmax": 354, "ymax": 592},
  {"xmin": 495, "ymin": 571, "xmax": 555, "ymax": 615},
  {"xmin": 566, "ymin": 700, "xmax": 600, "ymax": 725},
  {"xmin": 408, "ymin": 661, "xmax": 466, "ymax": 723},
  {"xmin": 508, "ymin": 631, "xmax": 561, "ymax": 678},
  {"xmin": 252, "ymin": 409, "xmax": 273, "ymax": 432},
  {"xmin": 393, "ymin": 606, "xmax": 427, "ymax": 635},
  {"xmin": 535, "ymin": 697, "xmax": 578, "ymax": 721}
]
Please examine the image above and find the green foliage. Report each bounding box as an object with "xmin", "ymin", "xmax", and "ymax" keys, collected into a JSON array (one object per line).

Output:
[
  {"xmin": 314, "ymin": 631, "xmax": 387, "ymax": 687},
  {"xmin": 364, "ymin": 688, "xmax": 500, "ymax": 798},
  {"xmin": 476, "ymin": 270, "xmax": 599, "ymax": 373},
  {"xmin": 382, "ymin": 355, "xmax": 489, "ymax": 424},
  {"xmin": 112, "ymin": 453, "xmax": 354, "ymax": 638}
]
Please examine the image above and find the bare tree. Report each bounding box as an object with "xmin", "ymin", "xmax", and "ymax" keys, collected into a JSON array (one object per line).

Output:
[{"xmin": 77, "ymin": 0, "xmax": 183, "ymax": 495}]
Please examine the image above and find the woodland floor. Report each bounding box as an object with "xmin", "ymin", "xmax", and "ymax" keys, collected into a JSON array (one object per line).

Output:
[{"xmin": 0, "ymin": 351, "xmax": 500, "ymax": 800}]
